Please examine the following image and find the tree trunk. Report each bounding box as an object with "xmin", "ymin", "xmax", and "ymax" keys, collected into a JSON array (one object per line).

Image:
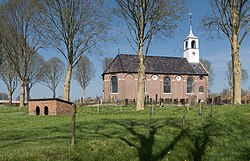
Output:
[
  {"xmin": 136, "ymin": 40, "xmax": 145, "ymax": 111},
  {"xmin": 8, "ymin": 87, "xmax": 12, "ymax": 105},
  {"xmin": 53, "ymin": 89, "xmax": 56, "ymax": 98},
  {"xmin": 19, "ymin": 79, "xmax": 25, "ymax": 108},
  {"xmin": 52, "ymin": 85, "xmax": 56, "ymax": 98},
  {"xmin": 231, "ymin": 5, "xmax": 242, "ymax": 105},
  {"xmin": 83, "ymin": 88, "xmax": 86, "ymax": 104},
  {"xmin": 8, "ymin": 63, "xmax": 13, "ymax": 104},
  {"xmin": 231, "ymin": 44, "xmax": 241, "ymax": 105},
  {"xmin": 231, "ymin": 33, "xmax": 241, "ymax": 105},
  {"xmin": 63, "ymin": 61, "xmax": 72, "ymax": 101},
  {"xmin": 136, "ymin": 1, "xmax": 145, "ymax": 111},
  {"xmin": 26, "ymin": 83, "xmax": 30, "ymax": 106}
]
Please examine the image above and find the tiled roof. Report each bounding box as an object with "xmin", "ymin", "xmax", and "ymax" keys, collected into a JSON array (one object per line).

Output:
[{"xmin": 103, "ymin": 54, "xmax": 208, "ymax": 75}]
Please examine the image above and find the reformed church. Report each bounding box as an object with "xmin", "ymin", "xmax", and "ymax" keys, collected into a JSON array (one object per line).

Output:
[{"xmin": 102, "ymin": 20, "xmax": 209, "ymax": 104}]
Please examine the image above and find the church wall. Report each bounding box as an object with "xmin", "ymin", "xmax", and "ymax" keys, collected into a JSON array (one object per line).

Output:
[
  {"xmin": 103, "ymin": 73, "xmax": 208, "ymax": 103},
  {"xmin": 124, "ymin": 74, "xmax": 136, "ymax": 100}
]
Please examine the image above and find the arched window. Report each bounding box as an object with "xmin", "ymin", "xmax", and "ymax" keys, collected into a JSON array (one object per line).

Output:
[
  {"xmin": 36, "ymin": 106, "xmax": 40, "ymax": 115},
  {"xmin": 185, "ymin": 41, "xmax": 188, "ymax": 49},
  {"xmin": 111, "ymin": 76, "xmax": 118, "ymax": 93},
  {"xmin": 187, "ymin": 77, "xmax": 193, "ymax": 93},
  {"xmin": 163, "ymin": 77, "xmax": 171, "ymax": 93},
  {"xmin": 44, "ymin": 106, "xmax": 49, "ymax": 115},
  {"xmin": 191, "ymin": 40, "xmax": 196, "ymax": 48},
  {"xmin": 199, "ymin": 86, "xmax": 204, "ymax": 93}
]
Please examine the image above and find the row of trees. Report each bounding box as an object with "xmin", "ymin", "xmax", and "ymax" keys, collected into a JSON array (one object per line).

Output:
[
  {"xmin": 0, "ymin": 0, "xmax": 104, "ymax": 108},
  {"xmin": 0, "ymin": 53, "xmax": 65, "ymax": 104},
  {"xmin": 0, "ymin": 52, "xmax": 95, "ymax": 105}
]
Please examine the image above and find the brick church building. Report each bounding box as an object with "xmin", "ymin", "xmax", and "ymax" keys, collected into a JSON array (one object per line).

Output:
[{"xmin": 102, "ymin": 20, "xmax": 209, "ymax": 104}]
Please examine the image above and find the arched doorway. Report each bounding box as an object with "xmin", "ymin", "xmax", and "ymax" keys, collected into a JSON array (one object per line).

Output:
[
  {"xmin": 44, "ymin": 106, "xmax": 49, "ymax": 115},
  {"xmin": 36, "ymin": 106, "xmax": 40, "ymax": 115}
]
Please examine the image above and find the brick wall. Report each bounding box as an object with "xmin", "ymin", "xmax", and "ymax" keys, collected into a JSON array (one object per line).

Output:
[
  {"xmin": 29, "ymin": 99, "xmax": 73, "ymax": 115},
  {"xmin": 56, "ymin": 100, "xmax": 73, "ymax": 115},
  {"xmin": 103, "ymin": 73, "xmax": 208, "ymax": 103}
]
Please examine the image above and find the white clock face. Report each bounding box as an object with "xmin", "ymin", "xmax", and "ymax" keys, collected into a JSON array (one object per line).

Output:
[
  {"xmin": 152, "ymin": 75, "xmax": 158, "ymax": 80},
  {"xmin": 176, "ymin": 76, "xmax": 182, "ymax": 81}
]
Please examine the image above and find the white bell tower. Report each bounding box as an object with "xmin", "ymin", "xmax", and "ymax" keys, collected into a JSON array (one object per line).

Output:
[{"xmin": 184, "ymin": 13, "xmax": 199, "ymax": 63}]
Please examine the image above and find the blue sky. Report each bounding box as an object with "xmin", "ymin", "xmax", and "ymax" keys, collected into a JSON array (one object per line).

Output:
[{"xmin": 1, "ymin": 0, "xmax": 250, "ymax": 101}]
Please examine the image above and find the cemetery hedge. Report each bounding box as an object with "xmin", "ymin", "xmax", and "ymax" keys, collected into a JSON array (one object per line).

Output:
[{"xmin": 0, "ymin": 104, "xmax": 249, "ymax": 161}]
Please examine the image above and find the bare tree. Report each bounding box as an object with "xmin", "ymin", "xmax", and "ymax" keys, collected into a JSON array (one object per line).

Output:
[
  {"xmin": 73, "ymin": 56, "xmax": 95, "ymax": 103},
  {"xmin": 200, "ymin": 58, "xmax": 215, "ymax": 95},
  {"xmin": 102, "ymin": 57, "xmax": 113, "ymax": 72},
  {"xmin": 202, "ymin": 0, "xmax": 250, "ymax": 104},
  {"xmin": 26, "ymin": 53, "xmax": 45, "ymax": 103},
  {"xmin": 39, "ymin": 57, "xmax": 65, "ymax": 98},
  {"xmin": 41, "ymin": 0, "xmax": 109, "ymax": 101},
  {"xmin": 115, "ymin": 0, "xmax": 186, "ymax": 110},
  {"xmin": 0, "ymin": 0, "xmax": 46, "ymax": 108},
  {"xmin": 0, "ymin": 58, "xmax": 18, "ymax": 104}
]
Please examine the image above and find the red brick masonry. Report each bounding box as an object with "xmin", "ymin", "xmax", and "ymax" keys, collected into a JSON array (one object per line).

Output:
[
  {"xmin": 29, "ymin": 98, "xmax": 73, "ymax": 115},
  {"xmin": 103, "ymin": 73, "xmax": 208, "ymax": 103}
]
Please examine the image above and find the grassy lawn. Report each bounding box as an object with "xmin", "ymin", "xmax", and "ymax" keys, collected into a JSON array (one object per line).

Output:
[{"xmin": 0, "ymin": 104, "xmax": 249, "ymax": 161}]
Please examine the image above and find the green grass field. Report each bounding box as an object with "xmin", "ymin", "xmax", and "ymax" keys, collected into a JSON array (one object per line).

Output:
[{"xmin": 0, "ymin": 104, "xmax": 249, "ymax": 161}]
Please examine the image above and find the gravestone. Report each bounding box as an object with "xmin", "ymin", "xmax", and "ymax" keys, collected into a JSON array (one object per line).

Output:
[
  {"xmin": 160, "ymin": 98, "xmax": 164, "ymax": 107},
  {"xmin": 125, "ymin": 98, "xmax": 128, "ymax": 106},
  {"xmin": 174, "ymin": 99, "xmax": 178, "ymax": 105}
]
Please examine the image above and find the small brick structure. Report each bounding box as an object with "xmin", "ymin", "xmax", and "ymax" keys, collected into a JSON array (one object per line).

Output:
[{"xmin": 28, "ymin": 98, "xmax": 74, "ymax": 115}]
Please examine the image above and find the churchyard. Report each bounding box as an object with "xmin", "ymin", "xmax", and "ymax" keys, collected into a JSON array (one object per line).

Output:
[{"xmin": 0, "ymin": 104, "xmax": 249, "ymax": 161}]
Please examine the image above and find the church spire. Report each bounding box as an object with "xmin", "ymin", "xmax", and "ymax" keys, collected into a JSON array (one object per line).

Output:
[
  {"xmin": 187, "ymin": 13, "xmax": 197, "ymax": 38},
  {"xmin": 184, "ymin": 13, "xmax": 199, "ymax": 63}
]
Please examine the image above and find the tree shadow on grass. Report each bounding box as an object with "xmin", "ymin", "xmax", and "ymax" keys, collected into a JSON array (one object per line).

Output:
[
  {"xmin": 89, "ymin": 118, "xmax": 238, "ymax": 161},
  {"xmin": 189, "ymin": 119, "xmax": 237, "ymax": 161},
  {"xmin": 190, "ymin": 125, "xmax": 210, "ymax": 161},
  {"xmin": 239, "ymin": 147, "xmax": 250, "ymax": 161},
  {"xmin": 91, "ymin": 118, "xmax": 188, "ymax": 161},
  {"xmin": 2, "ymin": 114, "xmax": 245, "ymax": 161}
]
